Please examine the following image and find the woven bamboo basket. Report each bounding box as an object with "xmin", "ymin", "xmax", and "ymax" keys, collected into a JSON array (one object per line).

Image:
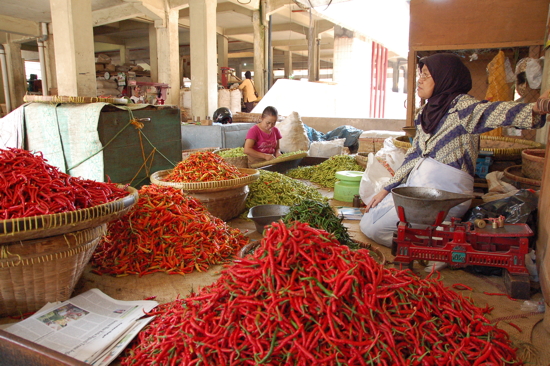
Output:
[
  {"xmin": 150, "ymin": 168, "xmax": 259, "ymax": 193},
  {"xmin": 239, "ymin": 239, "xmax": 385, "ymax": 265},
  {"xmin": 503, "ymin": 165, "xmax": 541, "ymax": 189},
  {"xmin": 393, "ymin": 135, "xmax": 544, "ymax": 159},
  {"xmin": 190, "ymin": 185, "xmax": 249, "ymax": 221},
  {"xmin": 232, "ymin": 112, "xmax": 262, "ymax": 123},
  {"xmin": 0, "ymin": 186, "xmax": 138, "ymax": 244},
  {"xmin": 355, "ymin": 153, "xmax": 368, "ymax": 168},
  {"xmin": 181, "ymin": 147, "xmax": 220, "ymax": 161},
  {"xmin": 521, "ymin": 149, "xmax": 545, "ymax": 181},
  {"xmin": 0, "ymin": 224, "xmax": 107, "ymax": 317},
  {"xmin": 249, "ymin": 152, "xmax": 308, "ymax": 169},
  {"xmin": 214, "ymin": 148, "xmax": 249, "ymax": 168}
]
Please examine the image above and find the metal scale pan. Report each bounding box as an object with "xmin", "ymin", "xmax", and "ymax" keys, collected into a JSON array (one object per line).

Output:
[{"xmin": 391, "ymin": 187, "xmax": 474, "ymax": 226}]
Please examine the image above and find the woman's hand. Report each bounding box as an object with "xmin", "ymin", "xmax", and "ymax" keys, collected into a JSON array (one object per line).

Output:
[
  {"xmin": 264, "ymin": 153, "xmax": 276, "ymax": 161},
  {"xmin": 364, "ymin": 190, "xmax": 390, "ymax": 213},
  {"xmin": 534, "ymin": 90, "xmax": 550, "ymax": 114}
]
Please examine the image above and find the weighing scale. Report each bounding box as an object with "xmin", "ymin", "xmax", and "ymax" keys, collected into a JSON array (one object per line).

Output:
[{"xmin": 390, "ymin": 187, "xmax": 532, "ymax": 299}]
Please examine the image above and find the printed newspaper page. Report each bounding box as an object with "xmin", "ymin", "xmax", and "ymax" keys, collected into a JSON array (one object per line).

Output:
[{"xmin": 4, "ymin": 288, "xmax": 158, "ymax": 364}]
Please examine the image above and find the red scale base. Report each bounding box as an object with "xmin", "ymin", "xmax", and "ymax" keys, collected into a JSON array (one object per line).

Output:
[{"xmin": 391, "ymin": 218, "xmax": 533, "ymax": 299}]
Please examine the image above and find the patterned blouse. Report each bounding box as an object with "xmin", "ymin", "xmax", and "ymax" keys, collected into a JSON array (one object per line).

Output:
[{"xmin": 384, "ymin": 94, "xmax": 547, "ymax": 192}]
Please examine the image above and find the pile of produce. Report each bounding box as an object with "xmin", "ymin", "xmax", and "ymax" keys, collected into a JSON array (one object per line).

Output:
[
  {"xmin": 287, "ymin": 155, "xmax": 364, "ymax": 188},
  {"xmin": 91, "ymin": 185, "xmax": 249, "ymax": 276},
  {"xmin": 215, "ymin": 147, "xmax": 246, "ymax": 158},
  {"xmin": 241, "ymin": 170, "xmax": 327, "ymax": 218},
  {"xmin": 281, "ymin": 199, "xmax": 357, "ymax": 248},
  {"xmin": 121, "ymin": 221, "xmax": 521, "ymax": 365},
  {"xmin": 165, "ymin": 151, "xmax": 245, "ymax": 182},
  {"xmin": 0, "ymin": 148, "xmax": 128, "ymax": 219}
]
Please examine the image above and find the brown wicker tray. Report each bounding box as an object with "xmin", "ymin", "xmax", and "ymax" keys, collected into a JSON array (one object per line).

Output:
[
  {"xmin": 503, "ymin": 165, "xmax": 541, "ymax": 188},
  {"xmin": 249, "ymin": 152, "xmax": 308, "ymax": 169},
  {"xmin": 150, "ymin": 168, "xmax": 260, "ymax": 193},
  {"xmin": 0, "ymin": 186, "xmax": 138, "ymax": 244}
]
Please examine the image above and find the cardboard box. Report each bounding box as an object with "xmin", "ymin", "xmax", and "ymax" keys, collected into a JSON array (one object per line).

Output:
[{"xmin": 95, "ymin": 63, "xmax": 104, "ymax": 71}]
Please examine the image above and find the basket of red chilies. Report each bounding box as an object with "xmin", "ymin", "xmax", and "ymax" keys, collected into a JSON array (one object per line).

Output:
[{"xmin": 0, "ymin": 148, "xmax": 138, "ymax": 316}]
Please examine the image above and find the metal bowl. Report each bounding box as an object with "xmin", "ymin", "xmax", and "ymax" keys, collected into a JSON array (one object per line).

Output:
[
  {"xmin": 247, "ymin": 204, "xmax": 291, "ymax": 234},
  {"xmin": 392, "ymin": 187, "xmax": 474, "ymax": 226}
]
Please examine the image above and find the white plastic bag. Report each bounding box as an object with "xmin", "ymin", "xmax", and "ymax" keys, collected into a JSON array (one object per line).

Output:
[
  {"xmin": 308, "ymin": 138, "xmax": 345, "ymax": 158},
  {"xmin": 374, "ymin": 137, "xmax": 406, "ymax": 173},
  {"xmin": 276, "ymin": 111, "xmax": 310, "ymax": 153},
  {"xmin": 359, "ymin": 152, "xmax": 393, "ymax": 205}
]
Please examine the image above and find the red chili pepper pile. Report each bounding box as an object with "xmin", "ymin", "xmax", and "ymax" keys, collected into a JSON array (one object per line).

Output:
[
  {"xmin": 121, "ymin": 221, "xmax": 521, "ymax": 365},
  {"xmin": 0, "ymin": 148, "xmax": 128, "ymax": 219},
  {"xmin": 91, "ymin": 185, "xmax": 249, "ymax": 276},
  {"xmin": 166, "ymin": 151, "xmax": 245, "ymax": 183}
]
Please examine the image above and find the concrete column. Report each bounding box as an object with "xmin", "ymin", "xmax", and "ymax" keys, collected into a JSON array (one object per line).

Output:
[
  {"xmin": 119, "ymin": 45, "xmax": 131, "ymax": 65},
  {"xmin": 190, "ymin": 0, "xmax": 218, "ymax": 119},
  {"xmin": 284, "ymin": 51, "xmax": 292, "ymax": 79},
  {"xmin": 252, "ymin": 10, "xmax": 265, "ymax": 96},
  {"xmin": 217, "ymin": 33, "xmax": 228, "ymax": 68},
  {"xmin": 4, "ymin": 40, "xmax": 26, "ymax": 109},
  {"xmin": 44, "ymin": 24, "xmax": 57, "ymax": 93},
  {"xmin": 307, "ymin": 14, "xmax": 319, "ymax": 82},
  {"xmin": 235, "ymin": 62, "xmax": 242, "ymax": 80},
  {"xmin": 148, "ymin": 24, "xmax": 158, "ymax": 81},
  {"xmin": 155, "ymin": 9, "xmax": 180, "ymax": 106},
  {"xmin": 50, "ymin": 0, "xmax": 96, "ymax": 97}
]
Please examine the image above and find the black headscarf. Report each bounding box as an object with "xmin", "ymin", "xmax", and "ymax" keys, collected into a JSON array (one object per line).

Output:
[{"xmin": 418, "ymin": 53, "xmax": 472, "ymax": 134}]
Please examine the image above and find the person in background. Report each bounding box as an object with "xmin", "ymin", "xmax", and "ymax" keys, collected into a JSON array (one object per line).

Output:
[
  {"xmin": 239, "ymin": 71, "xmax": 257, "ymax": 113},
  {"xmin": 360, "ymin": 52, "xmax": 549, "ymax": 272},
  {"xmin": 244, "ymin": 106, "xmax": 282, "ymax": 165}
]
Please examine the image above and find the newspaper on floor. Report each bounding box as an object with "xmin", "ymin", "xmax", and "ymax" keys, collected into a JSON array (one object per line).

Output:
[{"xmin": 4, "ymin": 288, "xmax": 158, "ymax": 365}]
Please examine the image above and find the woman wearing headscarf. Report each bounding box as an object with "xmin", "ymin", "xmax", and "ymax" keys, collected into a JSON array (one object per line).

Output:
[{"xmin": 360, "ymin": 53, "xmax": 549, "ymax": 271}]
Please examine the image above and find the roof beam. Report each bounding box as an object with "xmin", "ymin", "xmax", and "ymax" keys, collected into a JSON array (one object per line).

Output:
[
  {"xmin": 93, "ymin": 3, "xmax": 144, "ymax": 26},
  {"xmin": 0, "ymin": 14, "xmax": 39, "ymax": 36},
  {"xmin": 225, "ymin": 22, "xmax": 307, "ymax": 36}
]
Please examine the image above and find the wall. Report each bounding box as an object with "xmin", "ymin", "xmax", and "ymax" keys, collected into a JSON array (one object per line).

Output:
[{"xmin": 301, "ymin": 117, "xmax": 406, "ymax": 134}]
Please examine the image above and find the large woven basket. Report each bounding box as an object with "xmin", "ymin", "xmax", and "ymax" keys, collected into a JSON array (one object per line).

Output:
[
  {"xmin": 355, "ymin": 153, "xmax": 368, "ymax": 168},
  {"xmin": 0, "ymin": 185, "xmax": 138, "ymax": 244},
  {"xmin": 214, "ymin": 148, "xmax": 248, "ymax": 168},
  {"xmin": 392, "ymin": 135, "xmax": 544, "ymax": 159},
  {"xmin": 521, "ymin": 149, "xmax": 545, "ymax": 180},
  {"xmin": 190, "ymin": 185, "xmax": 249, "ymax": 221},
  {"xmin": 150, "ymin": 168, "xmax": 260, "ymax": 193},
  {"xmin": 0, "ymin": 224, "xmax": 107, "ymax": 317},
  {"xmin": 503, "ymin": 165, "xmax": 541, "ymax": 189}
]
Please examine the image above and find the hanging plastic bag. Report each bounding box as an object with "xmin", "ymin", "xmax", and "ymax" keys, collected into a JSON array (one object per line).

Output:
[{"xmin": 359, "ymin": 152, "xmax": 393, "ymax": 205}]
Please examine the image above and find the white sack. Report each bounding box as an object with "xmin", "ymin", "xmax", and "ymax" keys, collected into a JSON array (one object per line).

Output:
[
  {"xmin": 308, "ymin": 138, "xmax": 345, "ymax": 158},
  {"xmin": 276, "ymin": 111, "xmax": 310, "ymax": 153},
  {"xmin": 359, "ymin": 152, "xmax": 393, "ymax": 205}
]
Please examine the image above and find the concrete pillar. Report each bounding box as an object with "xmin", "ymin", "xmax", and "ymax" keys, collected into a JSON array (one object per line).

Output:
[
  {"xmin": 3, "ymin": 40, "xmax": 26, "ymax": 109},
  {"xmin": 44, "ymin": 24, "xmax": 57, "ymax": 93},
  {"xmin": 307, "ymin": 15, "xmax": 319, "ymax": 82},
  {"xmin": 50, "ymin": 0, "xmax": 96, "ymax": 97},
  {"xmin": 190, "ymin": 0, "xmax": 218, "ymax": 119},
  {"xmin": 217, "ymin": 34, "xmax": 228, "ymax": 68},
  {"xmin": 148, "ymin": 24, "xmax": 158, "ymax": 82},
  {"xmin": 284, "ymin": 51, "xmax": 293, "ymax": 79},
  {"xmin": 252, "ymin": 10, "xmax": 265, "ymax": 96},
  {"xmin": 119, "ymin": 45, "xmax": 131, "ymax": 65},
  {"xmin": 235, "ymin": 62, "xmax": 242, "ymax": 80},
  {"xmin": 155, "ymin": 9, "xmax": 180, "ymax": 106}
]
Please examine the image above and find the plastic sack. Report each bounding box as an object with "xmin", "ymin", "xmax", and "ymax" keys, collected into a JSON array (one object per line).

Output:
[
  {"xmin": 520, "ymin": 299, "xmax": 545, "ymax": 313},
  {"xmin": 325, "ymin": 125, "xmax": 364, "ymax": 148},
  {"xmin": 374, "ymin": 137, "xmax": 406, "ymax": 173},
  {"xmin": 358, "ymin": 152, "xmax": 393, "ymax": 205},
  {"xmin": 308, "ymin": 138, "xmax": 345, "ymax": 158},
  {"xmin": 276, "ymin": 111, "xmax": 310, "ymax": 153},
  {"xmin": 303, "ymin": 124, "xmax": 326, "ymax": 142},
  {"xmin": 526, "ymin": 58, "xmax": 543, "ymax": 89},
  {"xmin": 466, "ymin": 189, "xmax": 538, "ymax": 224}
]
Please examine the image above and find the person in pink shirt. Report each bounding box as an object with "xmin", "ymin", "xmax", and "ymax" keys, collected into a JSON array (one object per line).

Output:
[{"xmin": 244, "ymin": 106, "xmax": 282, "ymax": 165}]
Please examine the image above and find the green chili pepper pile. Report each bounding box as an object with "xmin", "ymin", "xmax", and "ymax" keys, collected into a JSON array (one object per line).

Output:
[
  {"xmin": 287, "ymin": 155, "xmax": 364, "ymax": 188},
  {"xmin": 282, "ymin": 199, "xmax": 357, "ymax": 248},
  {"xmin": 121, "ymin": 221, "xmax": 521, "ymax": 365},
  {"xmin": 216, "ymin": 147, "xmax": 246, "ymax": 158},
  {"xmin": 91, "ymin": 185, "xmax": 249, "ymax": 276},
  {"xmin": 241, "ymin": 170, "xmax": 327, "ymax": 218},
  {"xmin": 166, "ymin": 151, "xmax": 245, "ymax": 183}
]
